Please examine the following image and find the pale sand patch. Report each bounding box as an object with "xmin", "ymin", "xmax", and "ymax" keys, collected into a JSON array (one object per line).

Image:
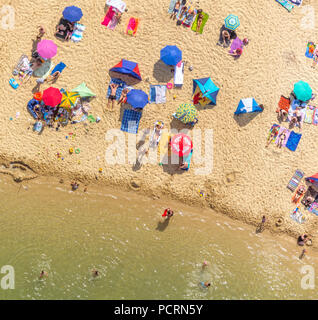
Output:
[{"xmin": 1, "ymin": 0, "xmax": 318, "ymax": 245}]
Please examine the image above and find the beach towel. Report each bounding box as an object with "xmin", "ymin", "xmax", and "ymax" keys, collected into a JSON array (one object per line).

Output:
[
  {"xmin": 174, "ymin": 61, "xmax": 184, "ymax": 87},
  {"xmin": 106, "ymin": 78, "xmax": 127, "ymax": 100},
  {"xmin": 286, "ymin": 131, "xmax": 302, "ymax": 152},
  {"xmin": 275, "ymin": 126, "xmax": 290, "ymax": 147},
  {"xmin": 267, "ymin": 124, "xmax": 280, "ymax": 142},
  {"xmin": 182, "ymin": 8, "xmax": 197, "ymax": 28},
  {"xmin": 276, "ymin": 0, "xmax": 294, "ymax": 12},
  {"xmin": 229, "ymin": 37, "xmax": 243, "ymax": 54},
  {"xmin": 292, "ymin": 185, "xmax": 306, "ymax": 204},
  {"xmin": 287, "ymin": 169, "xmax": 304, "ymax": 192},
  {"xmin": 181, "ymin": 149, "xmax": 193, "ymax": 171},
  {"xmin": 51, "ymin": 62, "xmax": 66, "ymax": 75},
  {"xmin": 149, "ymin": 85, "xmax": 166, "ymax": 104},
  {"xmin": 308, "ymin": 202, "xmax": 318, "ymax": 216},
  {"xmin": 288, "ymin": 0, "xmax": 303, "ymax": 6},
  {"xmin": 290, "ymin": 208, "xmax": 306, "ymax": 224},
  {"xmin": 168, "ymin": 0, "xmax": 177, "ymax": 13},
  {"xmin": 71, "ymin": 23, "xmax": 85, "ymax": 42},
  {"xmin": 101, "ymin": 6, "xmax": 116, "ymax": 27},
  {"xmin": 126, "ymin": 17, "xmax": 139, "ymax": 36},
  {"xmin": 108, "ymin": 11, "xmax": 120, "ymax": 30},
  {"xmin": 304, "ymin": 105, "xmax": 315, "ymax": 124},
  {"xmin": 276, "ymin": 95, "xmax": 290, "ymax": 113},
  {"xmin": 191, "ymin": 12, "xmax": 209, "ymax": 34},
  {"xmin": 305, "ymin": 42, "xmax": 316, "ymax": 59},
  {"xmin": 312, "ymin": 108, "xmax": 318, "ymax": 125},
  {"xmin": 121, "ymin": 109, "xmax": 142, "ymax": 134}
]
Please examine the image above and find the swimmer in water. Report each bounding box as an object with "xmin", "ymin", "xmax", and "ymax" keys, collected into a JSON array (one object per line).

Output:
[
  {"xmin": 202, "ymin": 261, "xmax": 208, "ymax": 269},
  {"xmin": 200, "ymin": 281, "xmax": 211, "ymax": 288},
  {"xmin": 92, "ymin": 269, "xmax": 99, "ymax": 277},
  {"xmin": 39, "ymin": 270, "xmax": 48, "ymax": 279}
]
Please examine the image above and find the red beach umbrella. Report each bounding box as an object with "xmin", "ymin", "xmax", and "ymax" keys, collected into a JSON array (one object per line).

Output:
[
  {"xmin": 42, "ymin": 87, "xmax": 62, "ymax": 107},
  {"xmin": 170, "ymin": 133, "xmax": 193, "ymax": 157}
]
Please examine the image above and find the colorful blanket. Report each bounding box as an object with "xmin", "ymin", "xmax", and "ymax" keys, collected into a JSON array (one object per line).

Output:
[
  {"xmin": 71, "ymin": 23, "xmax": 85, "ymax": 42},
  {"xmin": 287, "ymin": 169, "xmax": 304, "ymax": 192},
  {"xmin": 149, "ymin": 85, "xmax": 167, "ymax": 104},
  {"xmin": 275, "ymin": 126, "xmax": 290, "ymax": 147},
  {"xmin": 267, "ymin": 124, "xmax": 280, "ymax": 143},
  {"xmin": 305, "ymin": 42, "xmax": 316, "ymax": 59},
  {"xmin": 229, "ymin": 37, "xmax": 243, "ymax": 54},
  {"xmin": 304, "ymin": 105, "xmax": 315, "ymax": 124},
  {"xmin": 286, "ymin": 131, "xmax": 302, "ymax": 152},
  {"xmin": 277, "ymin": 95, "xmax": 290, "ymax": 112},
  {"xmin": 276, "ymin": 0, "xmax": 294, "ymax": 12},
  {"xmin": 121, "ymin": 109, "xmax": 142, "ymax": 134},
  {"xmin": 191, "ymin": 12, "xmax": 209, "ymax": 34}
]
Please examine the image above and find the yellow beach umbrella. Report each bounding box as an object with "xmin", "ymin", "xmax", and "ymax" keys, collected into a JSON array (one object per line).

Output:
[{"xmin": 60, "ymin": 91, "xmax": 80, "ymax": 110}]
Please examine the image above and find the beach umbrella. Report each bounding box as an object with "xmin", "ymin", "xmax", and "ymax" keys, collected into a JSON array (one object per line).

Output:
[
  {"xmin": 173, "ymin": 103, "xmax": 198, "ymax": 125},
  {"xmin": 234, "ymin": 98, "xmax": 264, "ymax": 115},
  {"xmin": 63, "ymin": 6, "xmax": 83, "ymax": 22},
  {"xmin": 72, "ymin": 82, "xmax": 96, "ymax": 98},
  {"xmin": 42, "ymin": 87, "xmax": 62, "ymax": 107},
  {"xmin": 160, "ymin": 45, "xmax": 182, "ymax": 66},
  {"xmin": 37, "ymin": 40, "xmax": 57, "ymax": 59},
  {"xmin": 293, "ymin": 81, "xmax": 312, "ymax": 102},
  {"xmin": 171, "ymin": 133, "xmax": 193, "ymax": 157},
  {"xmin": 224, "ymin": 14, "xmax": 240, "ymax": 31},
  {"xmin": 126, "ymin": 89, "xmax": 148, "ymax": 109},
  {"xmin": 110, "ymin": 59, "xmax": 142, "ymax": 80},
  {"xmin": 59, "ymin": 91, "xmax": 80, "ymax": 110},
  {"xmin": 192, "ymin": 78, "xmax": 220, "ymax": 106}
]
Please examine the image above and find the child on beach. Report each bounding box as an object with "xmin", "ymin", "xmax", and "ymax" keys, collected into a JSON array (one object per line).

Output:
[
  {"xmin": 107, "ymin": 83, "xmax": 119, "ymax": 110},
  {"xmin": 170, "ymin": 1, "xmax": 181, "ymax": 20},
  {"xmin": 162, "ymin": 208, "xmax": 174, "ymax": 218},
  {"xmin": 299, "ymin": 249, "xmax": 306, "ymax": 260}
]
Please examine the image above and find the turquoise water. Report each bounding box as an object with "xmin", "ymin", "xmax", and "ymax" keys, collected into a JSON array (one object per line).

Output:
[{"xmin": 0, "ymin": 176, "xmax": 317, "ymax": 300}]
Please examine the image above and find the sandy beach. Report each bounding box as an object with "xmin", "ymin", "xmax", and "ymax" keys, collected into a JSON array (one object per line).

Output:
[{"xmin": 1, "ymin": 0, "xmax": 318, "ymax": 247}]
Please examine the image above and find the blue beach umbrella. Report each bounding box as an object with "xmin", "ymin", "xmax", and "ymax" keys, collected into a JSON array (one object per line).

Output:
[
  {"xmin": 127, "ymin": 89, "xmax": 149, "ymax": 109},
  {"xmin": 160, "ymin": 45, "xmax": 182, "ymax": 66},
  {"xmin": 63, "ymin": 6, "xmax": 83, "ymax": 22},
  {"xmin": 224, "ymin": 14, "xmax": 240, "ymax": 31}
]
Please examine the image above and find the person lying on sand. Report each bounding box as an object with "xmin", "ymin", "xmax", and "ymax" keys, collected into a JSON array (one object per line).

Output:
[
  {"xmin": 217, "ymin": 26, "xmax": 236, "ymax": 48},
  {"xmin": 290, "ymin": 108, "xmax": 302, "ymax": 130},
  {"xmin": 107, "ymin": 83, "xmax": 119, "ymax": 111},
  {"xmin": 228, "ymin": 47, "xmax": 243, "ymax": 58},
  {"xmin": 118, "ymin": 88, "xmax": 129, "ymax": 105},
  {"xmin": 293, "ymin": 185, "xmax": 306, "ymax": 203},
  {"xmin": 277, "ymin": 129, "xmax": 287, "ymax": 148},
  {"xmin": 170, "ymin": 0, "xmax": 181, "ymax": 20},
  {"xmin": 196, "ymin": 10, "xmax": 204, "ymax": 32},
  {"xmin": 265, "ymin": 126, "xmax": 279, "ymax": 147}
]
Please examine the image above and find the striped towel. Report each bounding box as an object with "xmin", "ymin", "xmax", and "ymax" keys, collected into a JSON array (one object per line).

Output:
[
  {"xmin": 276, "ymin": 0, "xmax": 294, "ymax": 12},
  {"xmin": 287, "ymin": 169, "xmax": 304, "ymax": 192},
  {"xmin": 106, "ymin": 78, "xmax": 127, "ymax": 100},
  {"xmin": 71, "ymin": 23, "xmax": 85, "ymax": 42},
  {"xmin": 121, "ymin": 109, "xmax": 142, "ymax": 134}
]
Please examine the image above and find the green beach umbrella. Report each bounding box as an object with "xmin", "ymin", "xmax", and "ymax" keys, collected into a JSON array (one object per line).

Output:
[
  {"xmin": 173, "ymin": 103, "xmax": 198, "ymax": 125},
  {"xmin": 293, "ymin": 81, "xmax": 312, "ymax": 102},
  {"xmin": 72, "ymin": 82, "xmax": 96, "ymax": 98},
  {"xmin": 224, "ymin": 14, "xmax": 240, "ymax": 31}
]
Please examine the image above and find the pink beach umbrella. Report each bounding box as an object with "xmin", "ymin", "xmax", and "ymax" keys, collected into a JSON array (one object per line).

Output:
[{"xmin": 37, "ymin": 40, "xmax": 58, "ymax": 59}]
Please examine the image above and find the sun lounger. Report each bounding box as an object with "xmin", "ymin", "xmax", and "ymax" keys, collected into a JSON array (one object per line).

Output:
[
  {"xmin": 287, "ymin": 169, "xmax": 304, "ymax": 192},
  {"xmin": 71, "ymin": 23, "xmax": 85, "ymax": 42},
  {"xmin": 174, "ymin": 61, "xmax": 184, "ymax": 88},
  {"xmin": 13, "ymin": 55, "xmax": 31, "ymax": 76},
  {"xmin": 120, "ymin": 109, "xmax": 142, "ymax": 134},
  {"xmin": 149, "ymin": 85, "xmax": 166, "ymax": 104},
  {"xmin": 276, "ymin": 0, "xmax": 294, "ymax": 12}
]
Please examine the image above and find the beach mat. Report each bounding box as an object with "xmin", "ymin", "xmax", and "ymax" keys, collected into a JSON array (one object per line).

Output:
[
  {"xmin": 126, "ymin": 17, "xmax": 139, "ymax": 36},
  {"xmin": 287, "ymin": 169, "xmax": 304, "ymax": 192},
  {"xmin": 276, "ymin": 0, "xmax": 294, "ymax": 12},
  {"xmin": 305, "ymin": 42, "xmax": 316, "ymax": 59},
  {"xmin": 121, "ymin": 109, "xmax": 142, "ymax": 134},
  {"xmin": 191, "ymin": 12, "xmax": 209, "ymax": 34},
  {"xmin": 149, "ymin": 85, "xmax": 167, "ymax": 104},
  {"xmin": 275, "ymin": 126, "xmax": 290, "ymax": 147},
  {"xmin": 304, "ymin": 105, "xmax": 315, "ymax": 124},
  {"xmin": 286, "ymin": 131, "xmax": 302, "ymax": 151},
  {"xmin": 229, "ymin": 37, "xmax": 243, "ymax": 54}
]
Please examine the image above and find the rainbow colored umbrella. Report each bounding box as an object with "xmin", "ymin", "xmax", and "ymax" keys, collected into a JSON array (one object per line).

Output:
[
  {"xmin": 37, "ymin": 40, "xmax": 57, "ymax": 59},
  {"xmin": 42, "ymin": 87, "xmax": 62, "ymax": 107},
  {"xmin": 224, "ymin": 14, "xmax": 240, "ymax": 31},
  {"xmin": 173, "ymin": 103, "xmax": 198, "ymax": 125},
  {"xmin": 171, "ymin": 133, "xmax": 193, "ymax": 157},
  {"xmin": 59, "ymin": 91, "xmax": 80, "ymax": 110}
]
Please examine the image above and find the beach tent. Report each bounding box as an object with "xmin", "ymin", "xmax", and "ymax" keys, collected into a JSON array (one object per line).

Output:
[
  {"xmin": 106, "ymin": 0, "xmax": 126, "ymax": 13},
  {"xmin": 293, "ymin": 81, "xmax": 312, "ymax": 102},
  {"xmin": 234, "ymin": 98, "xmax": 263, "ymax": 115},
  {"xmin": 173, "ymin": 103, "xmax": 198, "ymax": 125},
  {"xmin": 63, "ymin": 6, "xmax": 83, "ymax": 22},
  {"xmin": 192, "ymin": 78, "xmax": 219, "ymax": 106},
  {"xmin": 126, "ymin": 89, "xmax": 148, "ymax": 109},
  {"xmin": 72, "ymin": 82, "xmax": 96, "ymax": 98},
  {"xmin": 110, "ymin": 59, "xmax": 142, "ymax": 80},
  {"xmin": 160, "ymin": 45, "xmax": 182, "ymax": 66},
  {"xmin": 306, "ymin": 173, "xmax": 318, "ymax": 188}
]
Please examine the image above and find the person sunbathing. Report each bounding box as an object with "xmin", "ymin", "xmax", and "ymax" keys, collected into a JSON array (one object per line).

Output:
[
  {"xmin": 177, "ymin": 5, "xmax": 187, "ymax": 24},
  {"xmin": 265, "ymin": 127, "xmax": 279, "ymax": 147},
  {"xmin": 303, "ymin": 195, "xmax": 315, "ymax": 208},
  {"xmin": 107, "ymin": 83, "xmax": 119, "ymax": 111},
  {"xmin": 277, "ymin": 129, "xmax": 287, "ymax": 148},
  {"xmin": 278, "ymin": 109, "xmax": 288, "ymax": 122},
  {"xmin": 290, "ymin": 108, "xmax": 302, "ymax": 130},
  {"xmin": 55, "ymin": 19, "xmax": 74, "ymax": 40},
  {"xmin": 293, "ymin": 185, "xmax": 306, "ymax": 203},
  {"xmin": 312, "ymin": 49, "xmax": 318, "ymax": 68},
  {"xmin": 118, "ymin": 88, "xmax": 129, "ymax": 105},
  {"xmin": 196, "ymin": 10, "xmax": 204, "ymax": 32},
  {"xmin": 46, "ymin": 71, "xmax": 61, "ymax": 83},
  {"xmin": 170, "ymin": 0, "xmax": 181, "ymax": 20}
]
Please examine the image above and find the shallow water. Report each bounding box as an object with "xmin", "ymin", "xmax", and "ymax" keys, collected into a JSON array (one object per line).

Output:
[{"xmin": 0, "ymin": 176, "xmax": 317, "ymax": 300}]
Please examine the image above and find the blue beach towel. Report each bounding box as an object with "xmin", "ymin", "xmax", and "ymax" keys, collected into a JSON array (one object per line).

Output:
[
  {"xmin": 107, "ymin": 78, "xmax": 127, "ymax": 100},
  {"xmin": 276, "ymin": 0, "xmax": 294, "ymax": 12},
  {"xmin": 149, "ymin": 85, "xmax": 167, "ymax": 104},
  {"xmin": 286, "ymin": 131, "xmax": 302, "ymax": 151},
  {"xmin": 121, "ymin": 109, "xmax": 142, "ymax": 134},
  {"xmin": 50, "ymin": 62, "xmax": 66, "ymax": 75}
]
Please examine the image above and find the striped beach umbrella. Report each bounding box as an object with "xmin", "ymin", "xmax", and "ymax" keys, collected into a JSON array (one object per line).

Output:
[
  {"xmin": 60, "ymin": 91, "xmax": 80, "ymax": 110},
  {"xmin": 171, "ymin": 133, "xmax": 193, "ymax": 157},
  {"xmin": 173, "ymin": 103, "xmax": 198, "ymax": 125},
  {"xmin": 224, "ymin": 14, "xmax": 240, "ymax": 31}
]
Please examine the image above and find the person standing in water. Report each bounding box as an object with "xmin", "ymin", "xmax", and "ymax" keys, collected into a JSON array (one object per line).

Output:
[
  {"xmin": 39, "ymin": 270, "xmax": 48, "ymax": 279},
  {"xmin": 299, "ymin": 249, "xmax": 306, "ymax": 260},
  {"xmin": 92, "ymin": 269, "xmax": 99, "ymax": 277}
]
